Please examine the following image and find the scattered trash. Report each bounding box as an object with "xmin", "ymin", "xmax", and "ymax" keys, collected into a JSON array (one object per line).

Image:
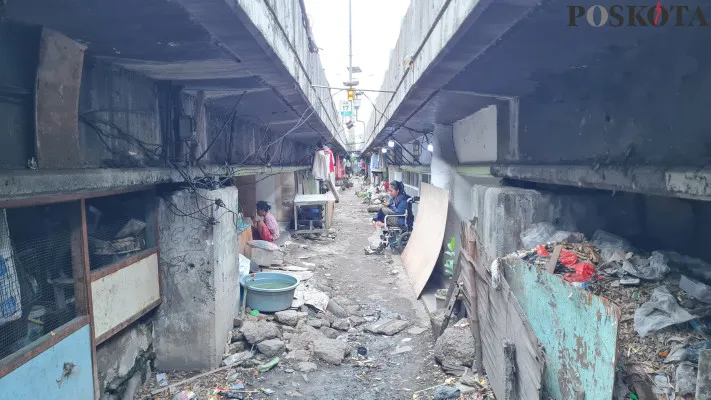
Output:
[
  {"xmin": 172, "ymin": 389, "xmax": 196, "ymax": 400},
  {"xmin": 156, "ymin": 372, "xmax": 168, "ymax": 387},
  {"xmin": 250, "ymin": 310, "xmax": 260, "ymax": 316},
  {"xmin": 257, "ymin": 357, "xmax": 280, "ymax": 373},
  {"xmin": 634, "ymin": 287, "xmax": 696, "ymax": 337},
  {"xmin": 680, "ymin": 275, "xmax": 711, "ymax": 304},
  {"xmin": 357, "ymin": 346, "xmax": 368, "ymax": 356},
  {"xmin": 433, "ymin": 386, "xmax": 461, "ymax": 400},
  {"xmin": 563, "ymin": 262, "xmax": 594, "ymax": 282}
]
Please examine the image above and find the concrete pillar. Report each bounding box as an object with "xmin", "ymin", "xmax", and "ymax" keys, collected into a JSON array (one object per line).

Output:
[
  {"xmin": 430, "ymin": 124, "xmax": 457, "ymax": 196},
  {"xmin": 154, "ymin": 187, "xmax": 239, "ymax": 370}
]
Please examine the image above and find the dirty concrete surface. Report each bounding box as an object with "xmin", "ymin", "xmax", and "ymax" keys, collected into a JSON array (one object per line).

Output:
[{"xmin": 137, "ymin": 185, "xmax": 467, "ymax": 400}]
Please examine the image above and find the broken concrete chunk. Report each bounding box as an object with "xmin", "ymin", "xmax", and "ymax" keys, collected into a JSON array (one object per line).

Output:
[
  {"xmin": 364, "ymin": 318, "xmax": 409, "ymax": 336},
  {"xmin": 222, "ymin": 351, "xmax": 254, "ymax": 367},
  {"xmin": 391, "ymin": 345, "xmax": 413, "ymax": 355},
  {"xmin": 313, "ymin": 338, "xmax": 347, "ymax": 365},
  {"xmin": 287, "ymin": 326, "xmax": 325, "ymax": 351},
  {"xmin": 349, "ymin": 316, "xmax": 367, "ymax": 326},
  {"xmin": 407, "ymin": 326, "xmax": 427, "ymax": 335},
  {"xmin": 285, "ymin": 350, "xmax": 312, "ymax": 362},
  {"xmin": 226, "ymin": 341, "xmax": 247, "ymax": 355},
  {"xmin": 275, "ymin": 310, "xmax": 307, "ymax": 327},
  {"xmin": 306, "ymin": 319, "xmax": 323, "ymax": 328},
  {"xmin": 332, "ymin": 318, "xmax": 350, "ymax": 331},
  {"xmin": 296, "ymin": 361, "xmax": 318, "ymax": 373},
  {"xmin": 434, "ymin": 324, "xmax": 476, "ymax": 368},
  {"xmin": 326, "ymin": 299, "xmax": 350, "ymax": 318},
  {"xmin": 240, "ymin": 321, "xmax": 281, "ymax": 344},
  {"xmin": 320, "ymin": 326, "xmax": 340, "ymax": 339},
  {"xmin": 257, "ymin": 339, "xmax": 285, "ymax": 357}
]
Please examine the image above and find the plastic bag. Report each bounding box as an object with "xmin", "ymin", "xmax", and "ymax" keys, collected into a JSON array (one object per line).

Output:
[
  {"xmin": 520, "ymin": 223, "xmax": 557, "ymax": 249},
  {"xmin": 368, "ymin": 227, "xmax": 383, "ymax": 249},
  {"xmin": 592, "ymin": 230, "xmax": 636, "ymax": 262},
  {"xmin": 239, "ymin": 254, "xmax": 251, "ymax": 278},
  {"xmin": 634, "ymin": 286, "xmax": 695, "ymax": 337},
  {"xmin": 559, "ymin": 249, "xmax": 578, "ymax": 267},
  {"xmin": 549, "ymin": 230, "xmax": 585, "ymax": 244},
  {"xmin": 622, "ymin": 252, "xmax": 670, "ymax": 281},
  {"xmin": 675, "ymin": 362, "xmax": 697, "ymax": 395},
  {"xmin": 564, "ymin": 263, "xmax": 595, "ymax": 283},
  {"xmin": 680, "ymin": 275, "xmax": 711, "ymax": 304}
]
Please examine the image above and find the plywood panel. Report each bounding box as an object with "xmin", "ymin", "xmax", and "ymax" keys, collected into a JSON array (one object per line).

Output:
[
  {"xmin": 91, "ymin": 253, "xmax": 160, "ymax": 339},
  {"xmin": 503, "ymin": 257, "xmax": 620, "ymax": 399},
  {"xmin": 401, "ymin": 183, "xmax": 449, "ymax": 297},
  {"xmin": 0, "ymin": 324, "xmax": 93, "ymax": 398},
  {"xmin": 35, "ymin": 28, "xmax": 85, "ymax": 168}
]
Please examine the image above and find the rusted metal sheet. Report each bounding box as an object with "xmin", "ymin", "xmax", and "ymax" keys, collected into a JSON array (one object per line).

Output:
[
  {"xmin": 35, "ymin": 28, "xmax": 85, "ymax": 169},
  {"xmin": 502, "ymin": 257, "xmax": 621, "ymax": 399}
]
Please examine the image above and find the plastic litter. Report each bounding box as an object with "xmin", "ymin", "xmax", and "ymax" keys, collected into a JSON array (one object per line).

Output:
[
  {"xmin": 564, "ymin": 263, "xmax": 595, "ymax": 283},
  {"xmin": 520, "ymin": 223, "xmax": 557, "ymax": 249},
  {"xmin": 634, "ymin": 287, "xmax": 696, "ymax": 337},
  {"xmin": 536, "ymin": 245, "xmax": 549, "ymax": 257},
  {"xmin": 592, "ymin": 230, "xmax": 636, "ymax": 263},
  {"xmin": 622, "ymin": 252, "xmax": 670, "ymax": 281},
  {"xmin": 675, "ymin": 362, "xmax": 697, "ymax": 395},
  {"xmin": 548, "ymin": 230, "xmax": 585, "ymax": 244},
  {"xmin": 250, "ymin": 310, "xmax": 260, "ymax": 316},
  {"xmin": 257, "ymin": 357, "xmax": 280, "ymax": 373},
  {"xmin": 172, "ymin": 389, "xmax": 196, "ymax": 400},
  {"xmin": 357, "ymin": 346, "xmax": 367, "ymax": 356},
  {"xmin": 680, "ymin": 275, "xmax": 711, "ymax": 304},
  {"xmin": 559, "ymin": 249, "xmax": 578, "ymax": 267},
  {"xmin": 433, "ymin": 386, "xmax": 461, "ymax": 400},
  {"xmin": 156, "ymin": 372, "xmax": 168, "ymax": 387},
  {"xmin": 665, "ymin": 341, "xmax": 711, "ymax": 363}
]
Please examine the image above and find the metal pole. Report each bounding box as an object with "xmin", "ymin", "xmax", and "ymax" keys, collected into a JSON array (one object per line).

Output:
[{"xmin": 347, "ymin": 0, "xmax": 354, "ymax": 143}]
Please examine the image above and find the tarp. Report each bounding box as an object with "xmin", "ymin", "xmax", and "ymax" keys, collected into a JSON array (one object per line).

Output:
[{"xmin": 401, "ymin": 183, "xmax": 449, "ymax": 297}]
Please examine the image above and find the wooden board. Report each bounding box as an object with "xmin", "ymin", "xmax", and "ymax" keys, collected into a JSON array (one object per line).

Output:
[
  {"xmin": 35, "ymin": 28, "xmax": 85, "ymax": 169},
  {"xmin": 468, "ymin": 254, "xmax": 544, "ymax": 400},
  {"xmin": 401, "ymin": 183, "xmax": 449, "ymax": 297},
  {"xmin": 238, "ymin": 227, "xmax": 253, "ymax": 258},
  {"xmin": 91, "ymin": 253, "xmax": 160, "ymax": 340}
]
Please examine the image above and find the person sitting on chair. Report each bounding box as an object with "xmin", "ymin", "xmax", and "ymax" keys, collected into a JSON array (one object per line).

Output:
[
  {"xmin": 366, "ymin": 181, "xmax": 408, "ymax": 254},
  {"xmin": 372, "ymin": 180, "xmax": 408, "ymax": 228},
  {"xmin": 252, "ymin": 201, "xmax": 280, "ymax": 242}
]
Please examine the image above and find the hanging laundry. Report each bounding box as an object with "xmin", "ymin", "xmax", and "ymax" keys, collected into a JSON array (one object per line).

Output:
[
  {"xmin": 336, "ymin": 156, "xmax": 343, "ymax": 180},
  {"xmin": 322, "ymin": 148, "xmax": 335, "ymax": 173},
  {"xmin": 312, "ymin": 150, "xmax": 330, "ymax": 180}
]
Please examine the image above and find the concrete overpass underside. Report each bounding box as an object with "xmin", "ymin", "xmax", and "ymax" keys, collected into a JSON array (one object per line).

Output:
[
  {"xmin": 366, "ymin": 0, "xmax": 711, "ymax": 199},
  {"xmin": 6, "ymin": 0, "xmax": 343, "ymax": 146}
]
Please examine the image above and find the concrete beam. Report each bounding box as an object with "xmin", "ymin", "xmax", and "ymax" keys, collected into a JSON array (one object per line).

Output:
[
  {"xmin": 0, "ymin": 165, "xmax": 309, "ymax": 201},
  {"xmin": 492, "ymin": 164, "xmax": 711, "ymax": 202}
]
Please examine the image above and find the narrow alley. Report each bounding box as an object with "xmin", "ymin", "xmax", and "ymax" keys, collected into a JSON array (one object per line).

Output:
[{"xmin": 137, "ymin": 184, "xmax": 483, "ymax": 400}]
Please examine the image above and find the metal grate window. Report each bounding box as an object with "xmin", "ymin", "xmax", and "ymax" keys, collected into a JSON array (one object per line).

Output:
[
  {"xmin": 85, "ymin": 191, "xmax": 154, "ymax": 271},
  {"xmin": 0, "ymin": 203, "xmax": 78, "ymax": 361}
]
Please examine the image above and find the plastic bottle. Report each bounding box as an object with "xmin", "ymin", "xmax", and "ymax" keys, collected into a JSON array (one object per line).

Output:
[{"xmin": 570, "ymin": 282, "xmax": 589, "ymax": 290}]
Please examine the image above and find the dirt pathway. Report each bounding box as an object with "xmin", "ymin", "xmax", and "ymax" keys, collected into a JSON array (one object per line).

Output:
[{"xmin": 139, "ymin": 186, "xmax": 451, "ymax": 400}]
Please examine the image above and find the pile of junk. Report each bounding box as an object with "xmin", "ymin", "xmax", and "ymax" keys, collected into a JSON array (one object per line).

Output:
[{"xmin": 512, "ymin": 222, "xmax": 711, "ymax": 399}]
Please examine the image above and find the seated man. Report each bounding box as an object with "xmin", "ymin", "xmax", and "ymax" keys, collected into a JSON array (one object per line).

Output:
[{"xmin": 252, "ymin": 201, "xmax": 280, "ymax": 242}]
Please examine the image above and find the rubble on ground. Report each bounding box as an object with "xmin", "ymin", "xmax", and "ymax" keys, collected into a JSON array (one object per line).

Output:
[
  {"xmin": 513, "ymin": 223, "xmax": 711, "ymax": 398},
  {"xmin": 434, "ymin": 320, "xmax": 476, "ymax": 370}
]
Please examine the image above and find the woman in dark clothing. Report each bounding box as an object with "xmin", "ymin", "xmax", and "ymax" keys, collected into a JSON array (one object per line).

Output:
[
  {"xmin": 366, "ymin": 181, "xmax": 408, "ymax": 254},
  {"xmin": 372, "ymin": 181, "xmax": 408, "ymax": 228}
]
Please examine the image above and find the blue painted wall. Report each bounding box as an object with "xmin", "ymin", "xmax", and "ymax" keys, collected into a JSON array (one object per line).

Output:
[{"xmin": 0, "ymin": 324, "xmax": 94, "ymax": 399}]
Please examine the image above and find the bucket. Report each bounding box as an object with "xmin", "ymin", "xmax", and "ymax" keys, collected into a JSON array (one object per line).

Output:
[{"xmin": 240, "ymin": 272, "xmax": 299, "ymax": 312}]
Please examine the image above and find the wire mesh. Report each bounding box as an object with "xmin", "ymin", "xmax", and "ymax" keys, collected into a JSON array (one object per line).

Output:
[
  {"xmin": 85, "ymin": 192, "xmax": 151, "ymax": 271},
  {"xmin": 0, "ymin": 204, "xmax": 77, "ymax": 361}
]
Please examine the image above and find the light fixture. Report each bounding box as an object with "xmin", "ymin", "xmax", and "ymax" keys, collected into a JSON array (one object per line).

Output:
[
  {"xmin": 427, "ymin": 143, "xmax": 434, "ymax": 152},
  {"xmin": 381, "ymin": 148, "xmax": 388, "ymax": 154},
  {"xmin": 388, "ymin": 140, "xmax": 395, "ymax": 148}
]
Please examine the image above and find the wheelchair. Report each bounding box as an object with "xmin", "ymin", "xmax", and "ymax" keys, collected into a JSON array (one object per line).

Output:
[{"xmin": 368, "ymin": 195, "xmax": 419, "ymax": 254}]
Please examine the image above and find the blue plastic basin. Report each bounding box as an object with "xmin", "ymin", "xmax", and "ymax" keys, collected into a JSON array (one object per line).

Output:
[{"xmin": 240, "ymin": 272, "xmax": 299, "ymax": 312}]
